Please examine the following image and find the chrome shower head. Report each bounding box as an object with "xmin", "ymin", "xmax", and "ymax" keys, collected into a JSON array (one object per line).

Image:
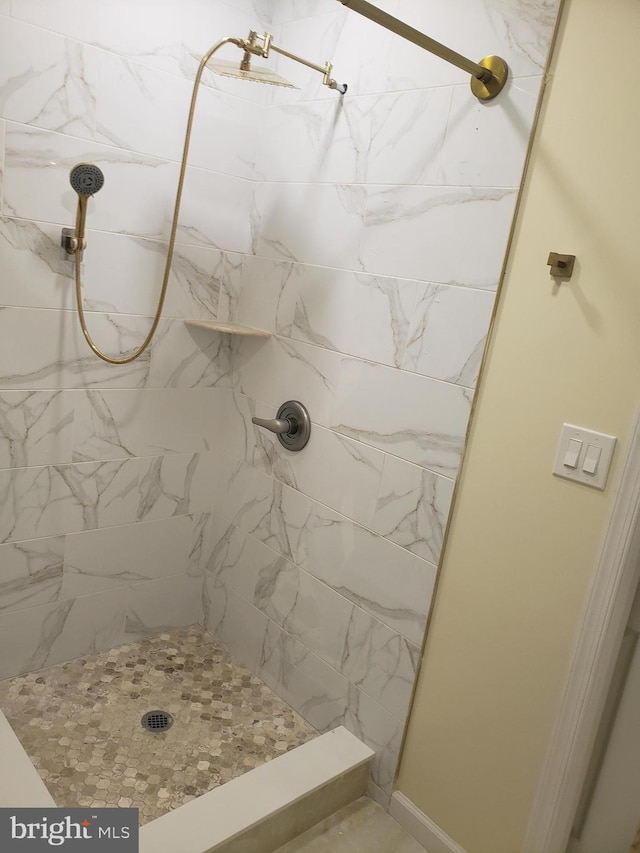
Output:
[{"xmin": 69, "ymin": 163, "xmax": 105, "ymax": 196}]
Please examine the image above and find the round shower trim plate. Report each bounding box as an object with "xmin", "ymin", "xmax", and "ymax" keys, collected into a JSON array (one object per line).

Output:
[
  {"xmin": 141, "ymin": 710, "xmax": 174, "ymax": 733},
  {"xmin": 470, "ymin": 55, "xmax": 509, "ymax": 101}
]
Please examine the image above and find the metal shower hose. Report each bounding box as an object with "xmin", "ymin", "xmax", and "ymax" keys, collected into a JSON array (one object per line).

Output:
[{"xmin": 73, "ymin": 36, "xmax": 243, "ymax": 364}]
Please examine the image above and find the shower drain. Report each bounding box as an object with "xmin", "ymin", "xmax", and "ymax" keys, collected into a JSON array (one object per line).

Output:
[{"xmin": 141, "ymin": 710, "xmax": 174, "ymax": 733}]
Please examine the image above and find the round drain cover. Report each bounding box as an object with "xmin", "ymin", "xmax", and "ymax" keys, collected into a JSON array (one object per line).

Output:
[{"xmin": 141, "ymin": 710, "xmax": 173, "ymax": 732}]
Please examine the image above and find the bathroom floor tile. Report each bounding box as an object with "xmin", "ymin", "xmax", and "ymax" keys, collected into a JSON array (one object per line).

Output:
[
  {"xmin": 273, "ymin": 796, "xmax": 428, "ymax": 852},
  {"xmin": 0, "ymin": 625, "xmax": 317, "ymax": 825}
]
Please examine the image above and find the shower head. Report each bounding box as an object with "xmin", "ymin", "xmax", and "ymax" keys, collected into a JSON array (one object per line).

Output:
[
  {"xmin": 205, "ymin": 32, "xmax": 347, "ymax": 93},
  {"xmin": 69, "ymin": 163, "xmax": 105, "ymax": 196},
  {"xmin": 208, "ymin": 57, "xmax": 298, "ymax": 88}
]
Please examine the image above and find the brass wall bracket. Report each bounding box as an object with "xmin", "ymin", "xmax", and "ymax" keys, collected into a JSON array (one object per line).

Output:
[
  {"xmin": 547, "ymin": 252, "xmax": 576, "ymax": 279},
  {"xmin": 61, "ymin": 227, "xmax": 86, "ymax": 260}
]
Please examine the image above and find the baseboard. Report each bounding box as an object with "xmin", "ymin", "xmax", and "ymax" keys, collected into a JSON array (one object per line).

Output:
[{"xmin": 389, "ymin": 791, "xmax": 467, "ymax": 853}]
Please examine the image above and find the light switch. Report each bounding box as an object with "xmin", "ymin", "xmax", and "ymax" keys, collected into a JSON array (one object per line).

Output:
[
  {"xmin": 583, "ymin": 444, "xmax": 601, "ymax": 475},
  {"xmin": 553, "ymin": 423, "xmax": 616, "ymax": 490},
  {"xmin": 563, "ymin": 439, "xmax": 582, "ymax": 469}
]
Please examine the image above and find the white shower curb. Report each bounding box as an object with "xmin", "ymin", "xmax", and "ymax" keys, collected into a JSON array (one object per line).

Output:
[{"xmin": 0, "ymin": 716, "xmax": 373, "ymax": 852}]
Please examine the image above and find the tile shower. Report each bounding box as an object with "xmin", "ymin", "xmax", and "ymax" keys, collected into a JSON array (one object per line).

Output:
[{"xmin": 0, "ymin": 0, "xmax": 559, "ymax": 810}]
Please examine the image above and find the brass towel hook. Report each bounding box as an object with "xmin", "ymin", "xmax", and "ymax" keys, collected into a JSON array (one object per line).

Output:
[{"xmin": 547, "ymin": 252, "xmax": 576, "ymax": 279}]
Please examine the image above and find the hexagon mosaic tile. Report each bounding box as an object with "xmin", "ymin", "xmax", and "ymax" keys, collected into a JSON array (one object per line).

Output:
[{"xmin": 0, "ymin": 626, "xmax": 317, "ymax": 825}]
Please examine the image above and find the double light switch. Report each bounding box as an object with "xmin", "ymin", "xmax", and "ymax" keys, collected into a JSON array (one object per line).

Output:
[{"xmin": 553, "ymin": 423, "xmax": 616, "ymax": 490}]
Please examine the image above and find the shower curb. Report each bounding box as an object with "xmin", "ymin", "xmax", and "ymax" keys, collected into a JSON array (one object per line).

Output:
[
  {"xmin": 139, "ymin": 726, "xmax": 374, "ymax": 853},
  {"xmin": 0, "ymin": 715, "xmax": 372, "ymax": 852},
  {"xmin": 0, "ymin": 711, "xmax": 56, "ymax": 808}
]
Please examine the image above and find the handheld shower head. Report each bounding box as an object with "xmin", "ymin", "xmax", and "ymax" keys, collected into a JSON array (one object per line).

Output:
[
  {"xmin": 69, "ymin": 163, "xmax": 105, "ymax": 196},
  {"xmin": 64, "ymin": 164, "xmax": 105, "ymax": 262}
]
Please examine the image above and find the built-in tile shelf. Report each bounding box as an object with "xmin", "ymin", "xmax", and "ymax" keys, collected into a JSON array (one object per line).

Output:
[{"xmin": 183, "ymin": 320, "xmax": 271, "ymax": 338}]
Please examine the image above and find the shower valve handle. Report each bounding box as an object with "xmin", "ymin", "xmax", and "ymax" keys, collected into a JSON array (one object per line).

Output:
[
  {"xmin": 251, "ymin": 416, "xmax": 296, "ymax": 435},
  {"xmin": 251, "ymin": 401, "xmax": 311, "ymax": 452}
]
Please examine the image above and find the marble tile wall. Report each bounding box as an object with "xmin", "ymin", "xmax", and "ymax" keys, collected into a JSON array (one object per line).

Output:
[
  {"xmin": 0, "ymin": 0, "xmax": 560, "ymax": 810},
  {"xmin": 0, "ymin": 1, "xmax": 266, "ymax": 678},
  {"xmin": 198, "ymin": 0, "xmax": 560, "ymax": 805}
]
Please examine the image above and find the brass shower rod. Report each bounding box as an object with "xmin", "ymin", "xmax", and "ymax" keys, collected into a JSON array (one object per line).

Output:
[{"xmin": 337, "ymin": 0, "xmax": 508, "ymax": 100}]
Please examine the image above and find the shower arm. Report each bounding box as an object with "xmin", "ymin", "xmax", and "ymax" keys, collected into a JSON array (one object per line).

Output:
[
  {"xmin": 242, "ymin": 31, "xmax": 348, "ymax": 94},
  {"xmin": 336, "ymin": 0, "xmax": 508, "ymax": 101}
]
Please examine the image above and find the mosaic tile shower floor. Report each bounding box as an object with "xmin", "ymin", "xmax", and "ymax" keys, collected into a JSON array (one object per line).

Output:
[{"xmin": 0, "ymin": 626, "xmax": 317, "ymax": 824}]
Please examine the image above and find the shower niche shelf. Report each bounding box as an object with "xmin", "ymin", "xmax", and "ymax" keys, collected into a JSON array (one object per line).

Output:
[{"xmin": 183, "ymin": 319, "xmax": 271, "ymax": 338}]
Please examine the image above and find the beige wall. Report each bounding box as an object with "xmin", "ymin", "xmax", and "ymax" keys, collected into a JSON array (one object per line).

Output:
[{"xmin": 395, "ymin": 1, "xmax": 640, "ymax": 851}]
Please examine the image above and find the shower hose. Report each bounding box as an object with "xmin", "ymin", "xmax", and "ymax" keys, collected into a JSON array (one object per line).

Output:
[{"xmin": 72, "ymin": 36, "xmax": 243, "ymax": 364}]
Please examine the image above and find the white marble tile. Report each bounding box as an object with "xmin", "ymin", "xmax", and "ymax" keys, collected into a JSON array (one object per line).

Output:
[
  {"xmin": 0, "ymin": 588, "xmax": 127, "ymax": 680},
  {"xmin": 0, "ymin": 119, "xmax": 5, "ymax": 194},
  {"xmin": 343, "ymin": 87, "xmax": 452, "ymax": 186},
  {"xmin": 3, "ymin": 124, "xmax": 177, "ymax": 240},
  {"xmin": 403, "ymin": 284, "xmax": 495, "ymax": 387},
  {"xmin": 8, "ymin": 0, "xmax": 187, "ymax": 75},
  {"xmin": 0, "ymin": 463, "xmax": 97, "ymax": 544},
  {"xmin": 0, "ymin": 17, "xmax": 96, "ymax": 138},
  {"xmin": 293, "ymin": 496, "xmax": 435, "ymax": 646},
  {"xmin": 215, "ymin": 460, "xmax": 297, "ymax": 560},
  {"xmin": 213, "ymin": 460, "xmax": 434, "ymax": 645},
  {"xmin": 90, "ymin": 458, "xmax": 146, "ymax": 530},
  {"xmin": 254, "ymin": 551, "xmax": 419, "ymax": 721},
  {"xmin": 204, "ymin": 583, "xmax": 270, "ymax": 673},
  {"xmin": 148, "ymin": 317, "xmax": 233, "ymax": 389},
  {"xmin": 254, "ymin": 555, "xmax": 353, "ymax": 673},
  {"xmin": 0, "ymin": 455, "xmax": 195, "ymax": 544},
  {"xmin": 63, "ymin": 515, "xmax": 194, "ymax": 597},
  {"xmin": 177, "ymin": 166, "xmax": 256, "ymax": 254},
  {"xmin": 163, "ymin": 245, "xmax": 242, "ymax": 322},
  {"xmin": 339, "ymin": 607, "xmax": 419, "ymax": 722},
  {"xmin": 230, "ymin": 394, "xmax": 385, "ymax": 529},
  {"xmin": 258, "ymin": 620, "xmax": 350, "ymax": 733},
  {"xmin": 360, "ymin": 184, "xmax": 518, "ymax": 288},
  {"xmin": 256, "ymin": 98, "xmax": 357, "ymax": 184},
  {"xmin": 202, "ymin": 516, "xmax": 270, "ymax": 596},
  {"xmin": 136, "ymin": 451, "xmax": 219, "ymax": 523},
  {"xmin": 189, "ymin": 511, "xmax": 223, "ymax": 577},
  {"xmin": 260, "ymin": 0, "xmax": 330, "ymax": 24},
  {"xmin": 255, "ymin": 182, "xmax": 366, "ymax": 271},
  {"xmin": 188, "ymin": 84, "xmax": 260, "ymax": 181},
  {"xmin": 214, "ymin": 389, "xmax": 259, "ymax": 468},
  {"xmin": 238, "ymin": 257, "xmax": 417, "ymax": 370},
  {"xmin": 231, "ymin": 256, "xmax": 292, "ymax": 333},
  {"xmin": 232, "ymin": 336, "xmax": 341, "ymax": 428},
  {"xmin": 8, "ymin": 0, "xmax": 261, "ymax": 83},
  {"xmin": 0, "ymin": 217, "xmax": 76, "ymax": 311},
  {"xmin": 89, "ymin": 48, "xmax": 191, "ymax": 163},
  {"xmin": 343, "ymin": 684, "xmax": 404, "ymax": 794},
  {"xmin": 76, "ymin": 233, "xmax": 239, "ymax": 322},
  {"xmin": 125, "ymin": 573, "xmax": 203, "ymax": 641},
  {"xmin": 72, "ymin": 389, "xmax": 220, "ymax": 462},
  {"xmin": 200, "ymin": 513, "xmax": 417, "ymax": 720},
  {"xmin": 331, "ymin": 357, "xmax": 471, "ymax": 478},
  {"xmin": 440, "ymin": 76, "xmax": 541, "ymax": 188},
  {"xmin": 0, "ymin": 307, "xmax": 150, "ymax": 390},
  {"xmin": 0, "ymin": 537, "xmax": 64, "ymax": 614},
  {"xmin": 0, "ymin": 390, "xmax": 74, "ymax": 468},
  {"xmin": 372, "ymin": 455, "xmax": 454, "ymax": 565}
]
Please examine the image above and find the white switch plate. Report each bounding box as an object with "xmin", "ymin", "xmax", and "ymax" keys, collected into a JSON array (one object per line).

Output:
[{"xmin": 553, "ymin": 423, "xmax": 616, "ymax": 490}]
